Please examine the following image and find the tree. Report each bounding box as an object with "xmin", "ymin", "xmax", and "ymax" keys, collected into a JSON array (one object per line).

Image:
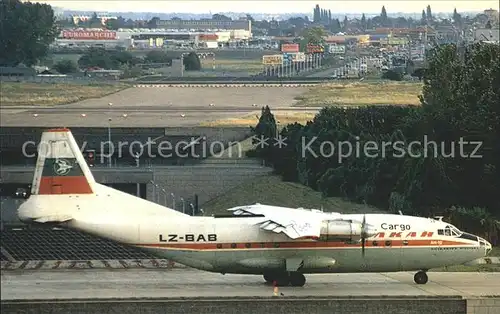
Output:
[
  {"xmin": 382, "ymin": 69, "xmax": 403, "ymax": 81},
  {"xmin": 426, "ymin": 5, "xmax": 433, "ymax": 22},
  {"xmin": 421, "ymin": 10, "xmax": 427, "ymax": 25},
  {"xmin": 361, "ymin": 13, "xmax": 367, "ymax": 31},
  {"xmin": 343, "ymin": 16, "xmax": 349, "ymax": 32},
  {"xmin": 183, "ymin": 52, "xmax": 201, "ymax": 71},
  {"xmin": 381, "ymin": 6, "xmax": 388, "ymax": 26},
  {"xmin": 452, "ymin": 9, "xmax": 462, "ymax": 27},
  {"xmin": 249, "ymin": 106, "xmax": 277, "ymax": 162},
  {"xmin": 106, "ymin": 17, "xmax": 125, "ymax": 30},
  {"xmin": 144, "ymin": 50, "xmax": 172, "ymax": 65},
  {"xmin": 300, "ymin": 26, "xmax": 327, "ymax": 51},
  {"xmin": 53, "ymin": 60, "xmax": 78, "ymax": 74},
  {"xmin": 212, "ymin": 14, "xmax": 231, "ymax": 21},
  {"xmin": 0, "ymin": 0, "xmax": 58, "ymax": 66},
  {"xmin": 78, "ymin": 48, "xmax": 138, "ymax": 70},
  {"xmin": 313, "ymin": 5, "xmax": 320, "ymax": 23},
  {"xmin": 146, "ymin": 17, "xmax": 160, "ymax": 29}
]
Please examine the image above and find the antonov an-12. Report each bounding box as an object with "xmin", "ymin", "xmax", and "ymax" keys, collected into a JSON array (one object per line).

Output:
[{"xmin": 18, "ymin": 128, "xmax": 493, "ymax": 287}]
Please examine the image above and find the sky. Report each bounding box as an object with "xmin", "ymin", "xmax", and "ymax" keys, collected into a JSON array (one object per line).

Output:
[{"xmin": 37, "ymin": 1, "xmax": 498, "ymax": 14}]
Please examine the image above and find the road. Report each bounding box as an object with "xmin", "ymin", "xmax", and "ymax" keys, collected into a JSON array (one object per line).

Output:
[{"xmin": 2, "ymin": 269, "xmax": 499, "ymax": 300}]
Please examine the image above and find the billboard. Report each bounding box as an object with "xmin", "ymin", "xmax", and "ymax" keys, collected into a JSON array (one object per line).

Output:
[
  {"xmin": 291, "ymin": 52, "xmax": 306, "ymax": 62},
  {"xmin": 281, "ymin": 43, "xmax": 300, "ymax": 53},
  {"xmin": 262, "ymin": 54, "xmax": 283, "ymax": 65},
  {"xmin": 199, "ymin": 34, "xmax": 218, "ymax": 41},
  {"xmin": 306, "ymin": 44, "xmax": 324, "ymax": 53},
  {"xmin": 61, "ymin": 30, "xmax": 117, "ymax": 40},
  {"xmin": 328, "ymin": 44, "xmax": 346, "ymax": 54}
]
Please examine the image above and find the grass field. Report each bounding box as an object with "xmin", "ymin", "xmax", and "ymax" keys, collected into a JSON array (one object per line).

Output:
[
  {"xmin": 0, "ymin": 82, "xmax": 129, "ymax": 107},
  {"xmin": 201, "ymin": 174, "xmax": 383, "ymax": 215},
  {"xmin": 294, "ymin": 81, "xmax": 423, "ymax": 107},
  {"xmin": 200, "ymin": 110, "xmax": 317, "ymax": 127},
  {"xmin": 202, "ymin": 81, "xmax": 423, "ymax": 127},
  {"xmin": 201, "ymin": 58, "xmax": 263, "ymax": 74}
]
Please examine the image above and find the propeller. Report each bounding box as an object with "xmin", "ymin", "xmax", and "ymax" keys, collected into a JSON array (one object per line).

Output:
[{"xmin": 361, "ymin": 214, "xmax": 367, "ymax": 257}]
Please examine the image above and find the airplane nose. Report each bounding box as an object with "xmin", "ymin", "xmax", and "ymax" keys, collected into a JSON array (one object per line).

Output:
[{"xmin": 478, "ymin": 237, "xmax": 492, "ymax": 256}]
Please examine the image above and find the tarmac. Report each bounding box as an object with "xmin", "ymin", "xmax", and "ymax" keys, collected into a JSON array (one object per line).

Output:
[
  {"xmin": 2, "ymin": 269, "xmax": 499, "ymax": 313},
  {"xmin": 2, "ymin": 268, "xmax": 500, "ymax": 300},
  {"xmin": 0, "ymin": 86, "xmax": 312, "ymax": 127}
]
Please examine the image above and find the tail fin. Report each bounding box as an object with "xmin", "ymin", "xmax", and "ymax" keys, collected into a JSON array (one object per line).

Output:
[
  {"xmin": 19, "ymin": 127, "xmax": 190, "ymax": 224},
  {"xmin": 31, "ymin": 128, "xmax": 95, "ymax": 195}
]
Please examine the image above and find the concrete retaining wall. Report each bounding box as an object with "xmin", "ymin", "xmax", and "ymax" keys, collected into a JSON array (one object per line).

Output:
[
  {"xmin": 0, "ymin": 259, "xmax": 186, "ymax": 270},
  {"xmin": 0, "ymin": 297, "xmax": 468, "ymax": 314},
  {"xmin": 134, "ymin": 83, "xmax": 319, "ymax": 88}
]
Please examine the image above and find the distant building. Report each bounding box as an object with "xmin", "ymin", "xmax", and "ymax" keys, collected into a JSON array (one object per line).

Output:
[
  {"xmin": 0, "ymin": 66, "xmax": 36, "ymax": 77},
  {"xmin": 474, "ymin": 28, "xmax": 499, "ymax": 43},
  {"xmin": 72, "ymin": 13, "xmax": 117, "ymax": 26},
  {"xmin": 152, "ymin": 18, "xmax": 252, "ymax": 38},
  {"xmin": 484, "ymin": 8, "xmax": 499, "ymax": 23}
]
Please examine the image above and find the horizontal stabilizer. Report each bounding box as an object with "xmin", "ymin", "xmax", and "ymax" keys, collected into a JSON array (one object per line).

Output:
[{"xmin": 34, "ymin": 215, "xmax": 73, "ymax": 223}]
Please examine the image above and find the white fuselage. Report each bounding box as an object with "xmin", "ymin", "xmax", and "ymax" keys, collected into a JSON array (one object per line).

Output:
[{"xmin": 18, "ymin": 184, "xmax": 490, "ymax": 275}]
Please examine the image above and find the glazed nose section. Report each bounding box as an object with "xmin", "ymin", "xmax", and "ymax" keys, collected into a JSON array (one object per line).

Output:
[{"xmin": 478, "ymin": 237, "xmax": 492, "ymax": 256}]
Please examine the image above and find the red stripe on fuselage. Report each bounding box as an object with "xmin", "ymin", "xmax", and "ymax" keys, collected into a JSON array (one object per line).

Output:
[
  {"xmin": 134, "ymin": 239, "xmax": 475, "ymax": 251},
  {"xmin": 39, "ymin": 176, "xmax": 93, "ymax": 194}
]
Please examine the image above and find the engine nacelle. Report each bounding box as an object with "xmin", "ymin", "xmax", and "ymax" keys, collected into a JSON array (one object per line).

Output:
[
  {"xmin": 320, "ymin": 219, "xmax": 377, "ymax": 241},
  {"xmin": 302, "ymin": 257, "xmax": 337, "ymax": 271}
]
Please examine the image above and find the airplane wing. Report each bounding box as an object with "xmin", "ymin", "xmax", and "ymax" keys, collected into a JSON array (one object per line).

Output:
[{"xmin": 228, "ymin": 204, "xmax": 341, "ymax": 240}]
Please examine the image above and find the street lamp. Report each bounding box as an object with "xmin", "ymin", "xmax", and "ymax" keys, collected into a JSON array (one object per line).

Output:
[
  {"xmin": 154, "ymin": 184, "xmax": 160, "ymax": 203},
  {"xmin": 170, "ymin": 193, "xmax": 175, "ymax": 210},
  {"xmin": 190, "ymin": 203, "xmax": 195, "ymax": 216},
  {"xmin": 180, "ymin": 197, "xmax": 185, "ymax": 214},
  {"xmin": 149, "ymin": 180, "xmax": 155, "ymax": 201},
  {"xmin": 108, "ymin": 103, "xmax": 113, "ymax": 168},
  {"xmin": 161, "ymin": 188, "xmax": 167, "ymax": 206}
]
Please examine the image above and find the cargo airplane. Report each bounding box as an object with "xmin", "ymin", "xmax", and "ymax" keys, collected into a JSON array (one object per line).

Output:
[{"xmin": 18, "ymin": 128, "xmax": 493, "ymax": 287}]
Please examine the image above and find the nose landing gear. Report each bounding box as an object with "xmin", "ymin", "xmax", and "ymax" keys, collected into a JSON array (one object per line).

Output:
[{"xmin": 414, "ymin": 271, "xmax": 428, "ymax": 284}]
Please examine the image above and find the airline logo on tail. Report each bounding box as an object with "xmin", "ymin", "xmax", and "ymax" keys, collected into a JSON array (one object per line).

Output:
[{"xmin": 53, "ymin": 158, "xmax": 74, "ymax": 175}]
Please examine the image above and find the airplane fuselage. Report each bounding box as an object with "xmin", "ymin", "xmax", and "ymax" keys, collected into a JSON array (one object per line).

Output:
[
  {"xmin": 60, "ymin": 209, "xmax": 488, "ymax": 275},
  {"xmin": 16, "ymin": 128, "xmax": 493, "ymax": 287}
]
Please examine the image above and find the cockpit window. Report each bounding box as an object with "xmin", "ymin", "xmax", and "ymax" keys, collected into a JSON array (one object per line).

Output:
[{"xmin": 438, "ymin": 225, "xmax": 461, "ymax": 236}]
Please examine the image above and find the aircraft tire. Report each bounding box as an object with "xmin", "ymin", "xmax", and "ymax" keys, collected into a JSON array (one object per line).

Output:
[
  {"xmin": 414, "ymin": 271, "xmax": 428, "ymax": 284},
  {"xmin": 274, "ymin": 273, "xmax": 291, "ymax": 286},
  {"xmin": 289, "ymin": 272, "xmax": 306, "ymax": 287}
]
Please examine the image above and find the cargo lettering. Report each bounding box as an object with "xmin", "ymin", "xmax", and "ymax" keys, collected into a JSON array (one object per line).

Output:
[
  {"xmin": 421, "ymin": 231, "xmax": 433, "ymax": 237},
  {"xmin": 159, "ymin": 234, "xmax": 217, "ymax": 242},
  {"xmin": 374, "ymin": 231, "xmax": 430, "ymax": 238},
  {"xmin": 381, "ymin": 223, "xmax": 411, "ymax": 231}
]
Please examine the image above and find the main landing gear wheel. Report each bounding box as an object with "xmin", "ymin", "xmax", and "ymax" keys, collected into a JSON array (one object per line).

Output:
[
  {"xmin": 414, "ymin": 271, "xmax": 428, "ymax": 285},
  {"xmin": 289, "ymin": 272, "xmax": 306, "ymax": 287},
  {"xmin": 263, "ymin": 272, "xmax": 306, "ymax": 287}
]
